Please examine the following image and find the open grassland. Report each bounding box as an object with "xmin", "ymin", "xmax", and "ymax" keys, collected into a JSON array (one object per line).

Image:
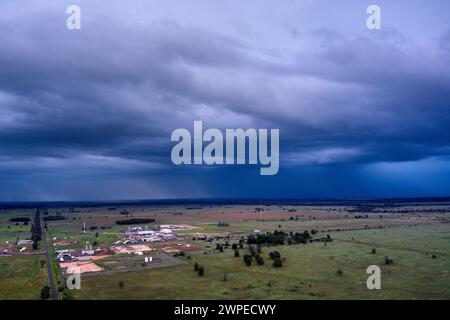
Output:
[
  {"xmin": 0, "ymin": 209, "xmax": 33, "ymax": 243},
  {"xmin": 0, "ymin": 255, "xmax": 48, "ymax": 300},
  {"xmin": 72, "ymin": 224, "xmax": 450, "ymax": 300}
]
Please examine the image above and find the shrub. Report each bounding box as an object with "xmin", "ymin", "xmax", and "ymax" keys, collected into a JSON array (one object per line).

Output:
[
  {"xmin": 198, "ymin": 266, "xmax": 205, "ymax": 276},
  {"xmin": 336, "ymin": 269, "xmax": 343, "ymax": 276},
  {"xmin": 40, "ymin": 286, "xmax": 50, "ymax": 300},
  {"xmin": 269, "ymin": 251, "xmax": 281, "ymax": 260},
  {"xmin": 255, "ymin": 255, "xmax": 264, "ymax": 266},
  {"xmin": 384, "ymin": 256, "xmax": 394, "ymax": 265},
  {"xmin": 218, "ymin": 221, "xmax": 230, "ymax": 227},
  {"xmin": 371, "ymin": 248, "xmax": 376, "ymax": 254},
  {"xmin": 243, "ymin": 254, "xmax": 253, "ymax": 266},
  {"xmin": 194, "ymin": 262, "xmax": 199, "ymax": 271},
  {"xmin": 234, "ymin": 250, "xmax": 240, "ymax": 257},
  {"xmin": 273, "ymin": 258, "xmax": 283, "ymax": 268}
]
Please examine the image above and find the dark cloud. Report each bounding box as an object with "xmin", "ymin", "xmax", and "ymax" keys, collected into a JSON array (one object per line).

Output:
[{"xmin": 1, "ymin": 1, "xmax": 450, "ymax": 200}]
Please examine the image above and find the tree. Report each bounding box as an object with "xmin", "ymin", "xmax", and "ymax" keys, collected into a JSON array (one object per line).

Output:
[
  {"xmin": 255, "ymin": 255, "xmax": 264, "ymax": 266},
  {"xmin": 243, "ymin": 254, "xmax": 253, "ymax": 266},
  {"xmin": 40, "ymin": 286, "xmax": 50, "ymax": 300},
  {"xmin": 273, "ymin": 258, "xmax": 282, "ymax": 268},
  {"xmin": 269, "ymin": 251, "xmax": 281, "ymax": 260},
  {"xmin": 384, "ymin": 256, "xmax": 394, "ymax": 265},
  {"xmin": 194, "ymin": 262, "xmax": 199, "ymax": 271}
]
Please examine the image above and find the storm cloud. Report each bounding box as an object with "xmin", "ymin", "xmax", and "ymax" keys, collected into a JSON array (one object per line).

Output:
[{"xmin": 1, "ymin": 0, "xmax": 450, "ymax": 200}]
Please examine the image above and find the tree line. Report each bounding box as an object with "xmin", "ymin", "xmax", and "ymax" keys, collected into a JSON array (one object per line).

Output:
[
  {"xmin": 30, "ymin": 209, "xmax": 42, "ymax": 250},
  {"xmin": 116, "ymin": 218, "xmax": 155, "ymax": 225}
]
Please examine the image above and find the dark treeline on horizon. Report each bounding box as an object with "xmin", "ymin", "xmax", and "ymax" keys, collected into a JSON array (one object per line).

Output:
[{"xmin": 1, "ymin": 196, "xmax": 450, "ymax": 210}]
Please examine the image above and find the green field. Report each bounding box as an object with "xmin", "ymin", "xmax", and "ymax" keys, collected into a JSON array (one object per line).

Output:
[
  {"xmin": 0, "ymin": 255, "xmax": 48, "ymax": 300},
  {"xmin": 0, "ymin": 210, "xmax": 33, "ymax": 243},
  {"xmin": 72, "ymin": 224, "xmax": 450, "ymax": 300}
]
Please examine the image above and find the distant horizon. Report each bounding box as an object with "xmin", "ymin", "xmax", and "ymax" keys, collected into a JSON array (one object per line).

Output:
[{"xmin": 2, "ymin": 195, "xmax": 450, "ymax": 208}]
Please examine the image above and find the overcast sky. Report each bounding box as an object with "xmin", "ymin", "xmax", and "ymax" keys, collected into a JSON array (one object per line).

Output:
[{"xmin": 1, "ymin": 0, "xmax": 450, "ymax": 201}]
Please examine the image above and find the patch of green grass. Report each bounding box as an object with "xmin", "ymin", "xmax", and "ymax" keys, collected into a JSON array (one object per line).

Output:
[
  {"xmin": 0, "ymin": 224, "xmax": 32, "ymax": 242},
  {"xmin": 0, "ymin": 255, "xmax": 45, "ymax": 300}
]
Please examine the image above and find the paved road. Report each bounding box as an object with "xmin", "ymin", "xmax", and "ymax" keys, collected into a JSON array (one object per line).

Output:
[{"xmin": 39, "ymin": 209, "xmax": 58, "ymax": 300}]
